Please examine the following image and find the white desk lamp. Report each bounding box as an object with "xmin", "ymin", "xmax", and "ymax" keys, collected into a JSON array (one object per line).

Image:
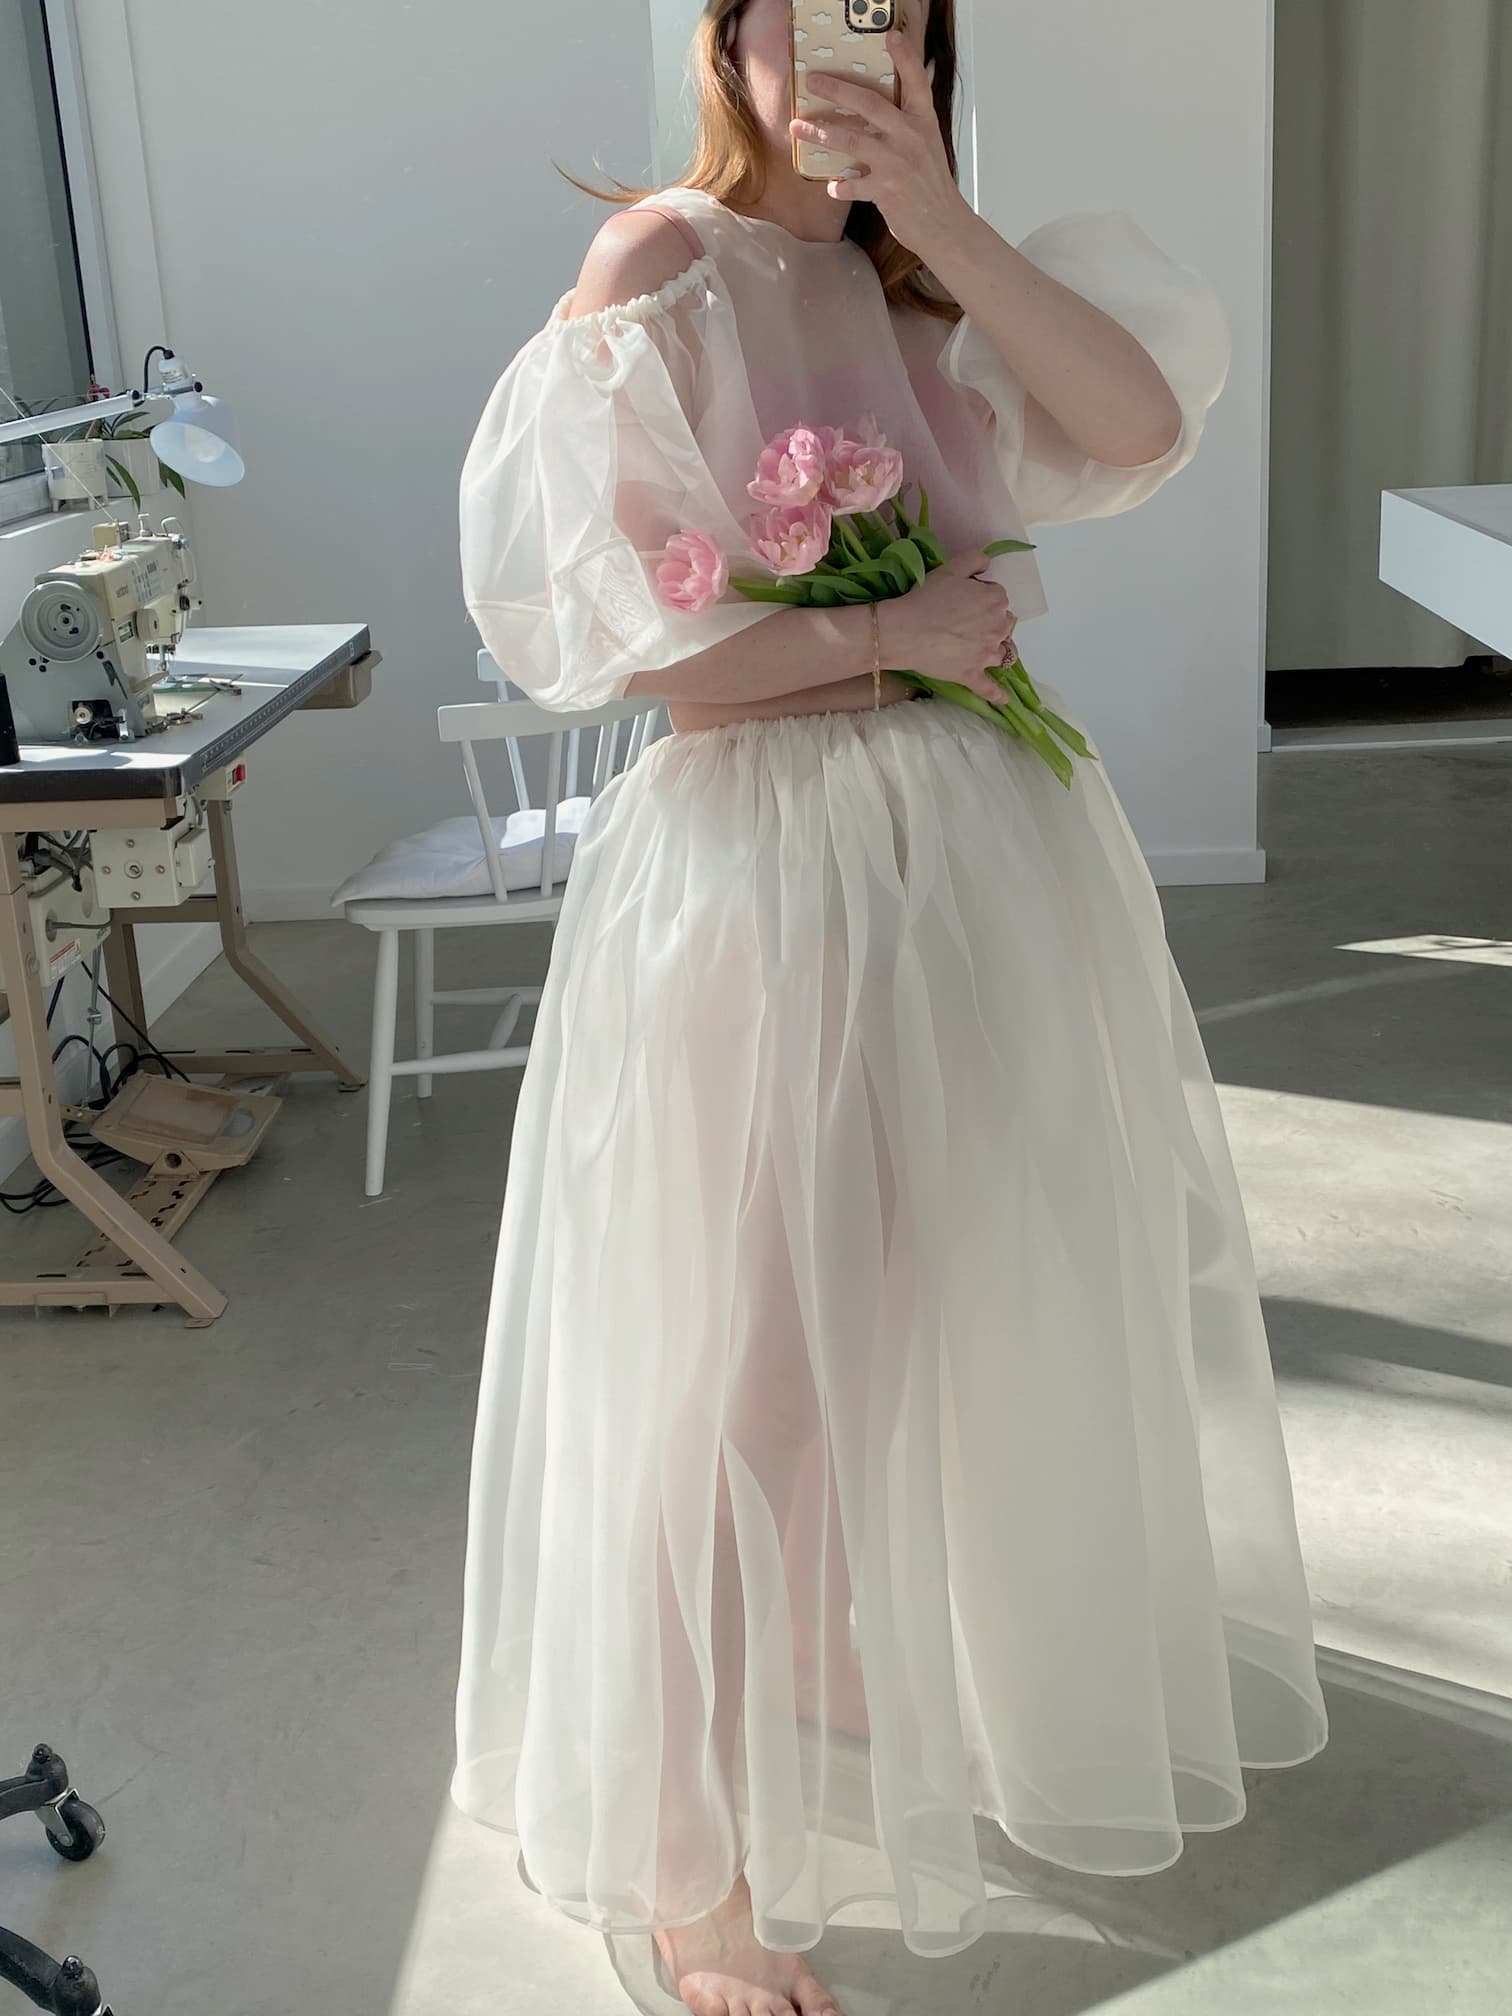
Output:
[
  {"xmin": 0, "ymin": 347, "xmax": 246, "ymax": 742},
  {"xmin": 0, "ymin": 345, "xmax": 245, "ymax": 487}
]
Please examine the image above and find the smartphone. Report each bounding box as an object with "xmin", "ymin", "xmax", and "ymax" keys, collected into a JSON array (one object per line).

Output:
[{"xmin": 791, "ymin": 0, "xmax": 901, "ymax": 183}]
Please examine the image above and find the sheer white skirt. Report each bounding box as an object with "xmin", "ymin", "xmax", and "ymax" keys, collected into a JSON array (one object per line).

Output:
[{"xmin": 450, "ymin": 687, "xmax": 1329, "ymax": 1958}]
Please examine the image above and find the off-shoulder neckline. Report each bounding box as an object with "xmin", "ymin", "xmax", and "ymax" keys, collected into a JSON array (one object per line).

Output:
[{"xmin": 551, "ymin": 252, "xmax": 718, "ymax": 333}]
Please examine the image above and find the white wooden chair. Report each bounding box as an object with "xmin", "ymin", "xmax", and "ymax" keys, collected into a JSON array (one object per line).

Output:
[{"xmin": 339, "ymin": 690, "xmax": 665, "ymax": 1195}]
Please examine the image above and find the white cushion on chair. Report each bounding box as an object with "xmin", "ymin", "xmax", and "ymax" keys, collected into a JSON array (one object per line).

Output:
[{"xmin": 332, "ymin": 799, "xmax": 592, "ymax": 908}]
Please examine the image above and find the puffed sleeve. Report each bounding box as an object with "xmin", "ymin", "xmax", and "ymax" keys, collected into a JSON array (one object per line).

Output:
[
  {"xmin": 940, "ymin": 211, "xmax": 1232, "ymax": 528},
  {"xmin": 459, "ymin": 259, "xmax": 773, "ymax": 712}
]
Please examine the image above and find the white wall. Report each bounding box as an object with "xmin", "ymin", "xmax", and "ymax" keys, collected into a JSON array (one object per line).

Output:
[
  {"xmin": 972, "ymin": 0, "xmax": 1272, "ymax": 884},
  {"xmin": 79, "ymin": 0, "xmax": 656, "ymax": 917}
]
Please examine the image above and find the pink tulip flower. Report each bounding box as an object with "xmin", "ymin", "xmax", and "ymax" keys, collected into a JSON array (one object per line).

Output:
[
  {"xmin": 748, "ymin": 426, "xmax": 829, "ymax": 505},
  {"xmin": 748, "ymin": 500, "xmax": 835, "ymax": 577},
  {"xmin": 655, "ymin": 530, "xmax": 729, "ymax": 613},
  {"xmin": 822, "ymin": 415, "xmax": 905, "ymax": 514}
]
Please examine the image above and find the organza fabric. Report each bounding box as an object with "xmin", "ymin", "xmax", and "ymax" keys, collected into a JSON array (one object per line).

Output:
[
  {"xmin": 451, "ymin": 190, "xmax": 1327, "ymax": 1958},
  {"xmin": 457, "ymin": 191, "xmax": 1230, "ymax": 711}
]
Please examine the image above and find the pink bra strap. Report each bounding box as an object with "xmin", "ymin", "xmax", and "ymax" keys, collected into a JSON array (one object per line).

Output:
[{"xmin": 637, "ymin": 205, "xmax": 706, "ymax": 262}]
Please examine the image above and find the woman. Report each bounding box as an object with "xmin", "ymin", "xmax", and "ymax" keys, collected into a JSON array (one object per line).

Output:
[{"xmin": 452, "ymin": 5, "xmax": 1329, "ymax": 2014}]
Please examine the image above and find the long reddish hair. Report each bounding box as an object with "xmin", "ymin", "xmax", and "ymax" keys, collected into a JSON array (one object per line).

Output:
[{"xmin": 566, "ymin": 0, "xmax": 963, "ymax": 324}]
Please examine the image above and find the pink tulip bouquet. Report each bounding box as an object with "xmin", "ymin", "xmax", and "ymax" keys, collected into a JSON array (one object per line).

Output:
[{"xmin": 655, "ymin": 417, "xmax": 1096, "ymax": 789}]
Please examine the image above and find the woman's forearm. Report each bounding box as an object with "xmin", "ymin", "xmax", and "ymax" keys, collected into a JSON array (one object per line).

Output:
[
  {"xmin": 926, "ymin": 201, "xmax": 1182, "ymax": 468},
  {"xmin": 667, "ymin": 670, "xmax": 913, "ymax": 733},
  {"xmin": 625, "ymin": 602, "xmax": 876, "ymax": 707}
]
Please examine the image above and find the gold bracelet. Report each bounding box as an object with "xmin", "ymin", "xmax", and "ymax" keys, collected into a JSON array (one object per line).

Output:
[{"xmin": 870, "ymin": 604, "xmax": 882, "ymax": 711}]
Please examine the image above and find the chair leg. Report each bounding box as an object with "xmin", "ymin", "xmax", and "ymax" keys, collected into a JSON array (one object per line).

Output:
[
  {"xmin": 415, "ymin": 928, "xmax": 435, "ymax": 1100},
  {"xmin": 366, "ymin": 929, "xmax": 401, "ymax": 1197}
]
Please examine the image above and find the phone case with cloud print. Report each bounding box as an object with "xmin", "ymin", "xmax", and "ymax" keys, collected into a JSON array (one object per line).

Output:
[{"xmin": 791, "ymin": 0, "xmax": 901, "ymax": 182}]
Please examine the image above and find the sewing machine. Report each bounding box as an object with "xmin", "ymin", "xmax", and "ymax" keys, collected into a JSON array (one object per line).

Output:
[{"xmin": 0, "ymin": 515, "xmax": 201, "ymax": 743}]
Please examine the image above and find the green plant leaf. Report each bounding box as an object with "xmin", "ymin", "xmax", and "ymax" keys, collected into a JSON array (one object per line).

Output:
[
  {"xmin": 1038, "ymin": 707, "xmax": 1095, "ymax": 761},
  {"xmin": 994, "ymin": 683, "xmax": 1075, "ymax": 786},
  {"xmin": 729, "ymin": 576, "xmax": 811, "ymax": 605},
  {"xmin": 807, "ymin": 579, "xmax": 843, "ymax": 607},
  {"xmin": 161, "ymin": 463, "xmax": 187, "ymax": 499},
  {"xmin": 833, "ymin": 518, "xmax": 873, "ymax": 569},
  {"xmin": 105, "ymin": 456, "xmax": 141, "ymax": 510},
  {"xmin": 917, "ymin": 482, "xmax": 932, "ymax": 531},
  {"xmin": 883, "ymin": 538, "xmax": 927, "ymax": 589},
  {"xmin": 854, "ymin": 512, "xmax": 894, "ymax": 557},
  {"xmin": 1002, "ymin": 660, "xmax": 1043, "ymax": 709},
  {"xmin": 982, "ymin": 538, "xmax": 1038, "ymax": 558},
  {"xmin": 913, "ymin": 526, "xmax": 947, "ymax": 570},
  {"xmin": 842, "ymin": 560, "xmax": 899, "ymax": 595}
]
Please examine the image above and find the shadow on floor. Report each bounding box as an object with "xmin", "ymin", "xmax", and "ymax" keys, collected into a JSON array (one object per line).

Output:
[{"xmin": 596, "ymin": 1673, "xmax": 1512, "ymax": 2015}]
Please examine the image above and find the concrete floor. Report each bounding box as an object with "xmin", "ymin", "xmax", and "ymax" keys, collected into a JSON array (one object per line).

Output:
[{"xmin": 2, "ymin": 741, "xmax": 1510, "ymax": 2014}]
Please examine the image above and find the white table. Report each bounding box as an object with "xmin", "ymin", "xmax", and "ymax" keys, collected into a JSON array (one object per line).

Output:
[{"xmin": 1380, "ymin": 485, "xmax": 1512, "ymax": 659}]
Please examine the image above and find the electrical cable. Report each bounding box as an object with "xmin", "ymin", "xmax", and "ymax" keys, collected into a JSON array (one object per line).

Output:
[
  {"xmin": 0, "ymin": 965, "xmax": 180, "ymax": 1212},
  {"xmin": 94, "ymin": 982, "xmax": 191, "ymax": 1083}
]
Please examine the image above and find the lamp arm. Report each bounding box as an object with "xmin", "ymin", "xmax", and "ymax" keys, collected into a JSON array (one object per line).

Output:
[{"xmin": 0, "ymin": 389, "xmax": 175, "ymax": 449}]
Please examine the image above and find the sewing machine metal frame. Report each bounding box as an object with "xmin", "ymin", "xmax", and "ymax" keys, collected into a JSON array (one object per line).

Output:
[{"xmin": 0, "ymin": 626, "xmax": 378, "ymax": 1324}]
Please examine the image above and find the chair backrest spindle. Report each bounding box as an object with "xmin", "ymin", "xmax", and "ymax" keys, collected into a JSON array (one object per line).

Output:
[
  {"xmin": 439, "ymin": 690, "xmax": 668, "ymax": 904},
  {"xmin": 540, "ymin": 729, "xmax": 564, "ymax": 899},
  {"xmin": 459, "ymin": 738, "xmax": 513, "ymax": 906}
]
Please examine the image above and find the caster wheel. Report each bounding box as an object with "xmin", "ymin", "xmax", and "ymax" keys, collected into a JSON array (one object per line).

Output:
[{"xmin": 45, "ymin": 1793, "xmax": 105, "ymax": 1862}]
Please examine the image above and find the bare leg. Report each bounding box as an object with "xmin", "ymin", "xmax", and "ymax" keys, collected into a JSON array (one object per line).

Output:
[
  {"xmin": 654, "ymin": 1156, "xmax": 850, "ymax": 2016},
  {"xmin": 786, "ymin": 1438, "xmax": 869, "ymax": 1743}
]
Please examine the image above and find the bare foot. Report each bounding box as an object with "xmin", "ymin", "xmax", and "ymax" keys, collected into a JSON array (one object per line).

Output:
[{"xmin": 655, "ymin": 1877, "xmax": 842, "ymax": 2016}]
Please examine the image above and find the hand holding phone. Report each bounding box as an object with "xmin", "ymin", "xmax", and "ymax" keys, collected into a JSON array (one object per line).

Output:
[{"xmin": 791, "ymin": 0, "xmax": 901, "ymax": 182}]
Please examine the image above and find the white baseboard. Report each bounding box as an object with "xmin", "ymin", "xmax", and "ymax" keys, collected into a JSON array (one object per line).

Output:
[
  {"xmin": 1148, "ymin": 846, "xmax": 1267, "ymax": 887},
  {"xmin": 0, "ymin": 921, "xmax": 221, "ymax": 1186},
  {"xmin": 1270, "ymin": 715, "xmax": 1512, "ymax": 753}
]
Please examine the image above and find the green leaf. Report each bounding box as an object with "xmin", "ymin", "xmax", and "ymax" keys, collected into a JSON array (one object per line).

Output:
[
  {"xmin": 1002, "ymin": 659, "xmax": 1043, "ymax": 709},
  {"xmin": 859, "ymin": 508, "xmax": 898, "ymax": 555},
  {"xmin": 982, "ymin": 538, "xmax": 1038, "ymax": 558},
  {"xmin": 161, "ymin": 463, "xmax": 187, "ymax": 499},
  {"xmin": 822, "ymin": 575, "xmax": 874, "ymax": 604},
  {"xmin": 917, "ymin": 482, "xmax": 932, "ymax": 531},
  {"xmin": 834, "ymin": 518, "xmax": 873, "ymax": 568},
  {"xmin": 807, "ymin": 579, "xmax": 843, "ymax": 607},
  {"xmin": 728, "ymin": 576, "xmax": 812, "ymax": 605},
  {"xmin": 1039, "ymin": 707, "xmax": 1095, "ymax": 761},
  {"xmin": 883, "ymin": 538, "xmax": 928, "ymax": 589},
  {"xmin": 843, "ymin": 560, "xmax": 900, "ymax": 595},
  {"xmin": 926, "ymin": 678, "xmax": 1016, "ymax": 731},
  {"xmin": 914, "ymin": 526, "xmax": 947, "ymax": 570},
  {"xmin": 105, "ymin": 456, "xmax": 141, "ymax": 510},
  {"xmin": 995, "ymin": 683, "xmax": 1075, "ymax": 786}
]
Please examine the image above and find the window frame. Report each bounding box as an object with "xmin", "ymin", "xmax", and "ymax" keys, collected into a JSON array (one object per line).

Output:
[{"xmin": 0, "ymin": 0, "xmax": 125, "ymax": 530}]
